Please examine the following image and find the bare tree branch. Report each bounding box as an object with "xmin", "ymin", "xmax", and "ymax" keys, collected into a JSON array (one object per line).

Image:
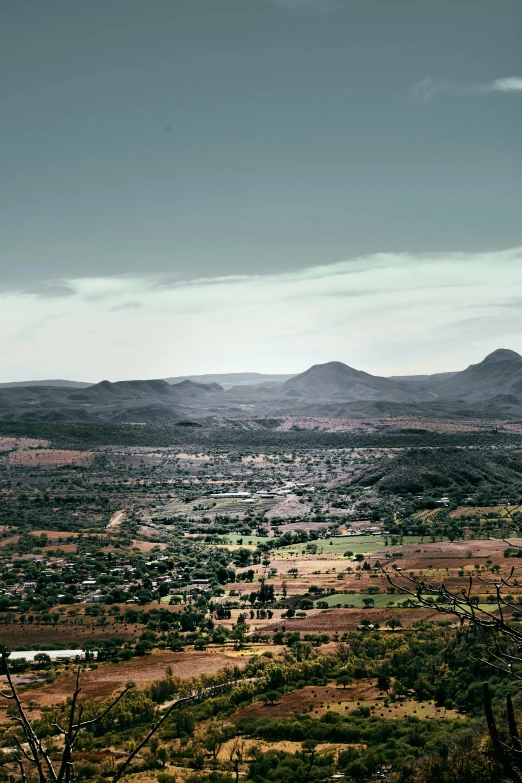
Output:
[
  {"xmin": 2, "ymin": 652, "xmax": 56, "ymax": 783},
  {"xmin": 0, "ymin": 650, "xmax": 242, "ymax": 783},
  {"xmin": 380, "ymin": 562, "xmax": 522, "ymax": 782}
]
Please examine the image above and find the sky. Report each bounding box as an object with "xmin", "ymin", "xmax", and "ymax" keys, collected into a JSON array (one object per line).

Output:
[{"xmin": 1, "ymin": 0, "xmax": 521, "ymax": 381}]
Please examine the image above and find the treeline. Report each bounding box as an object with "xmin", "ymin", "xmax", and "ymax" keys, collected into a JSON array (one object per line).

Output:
[
  {"xmin": 0, "ymin": 420, "xmax": 519, "ymax": 450},
  {"xmin": 20, "ymin": 622, "xmax": 512, "ymax": 783}
]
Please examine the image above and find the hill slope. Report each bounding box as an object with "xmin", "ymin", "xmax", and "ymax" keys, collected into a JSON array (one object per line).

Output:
[
  {"xmin": 421, "ymin": 349, "xmax": 522, "ymax": 402},
  {"xmin": 354, "ymin": 448, "xmax": 522, "ymax": 493},
  {"xmin": 3, "ymin": 349, "xmax": 522, "ymax": 422},
  {"xmin": 282, "ymin": 361, "xmax": 413, "ymax": 402},
  {"xmin": 0, "ymin": 378, "xmax": 223, "ymax": 423}
]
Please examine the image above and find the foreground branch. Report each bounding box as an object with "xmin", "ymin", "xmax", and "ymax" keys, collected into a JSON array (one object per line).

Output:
[{"xmin": 0, "ymin": 651, "xmax": 239, "ymax": 783}]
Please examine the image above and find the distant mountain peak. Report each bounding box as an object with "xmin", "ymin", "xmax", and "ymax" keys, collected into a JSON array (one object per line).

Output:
[
  {"xmin": 316, "ymin": 361, "xmax": 351, "ymax": 370},
  {"xmin": 282, "ymin": 359, "xmax": 409, "ymax": 401},
  {"xmin": 481, "ymin": 348, "xmax": 522, "ymax": 363},
  {"xmin": 85, "ymin": 379, "xmax": 173, "ymax": 397}
]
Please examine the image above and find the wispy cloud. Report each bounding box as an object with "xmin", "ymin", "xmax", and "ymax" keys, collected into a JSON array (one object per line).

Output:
[
  {"xmin": 270, "ymin": 0, "xmax": 345, "ymax": 14},
  {"xmin": 1, "ymin": 248, "xmax": 522, "ymax": 380},
  {"xmin": 413, "ymin": 75, "xmax": 522, "ymax": 102},
  {"xmin": 110, "ymin": 301, "xmax": 142, "ymax": 312},
  {"xmin": 412, "ymin": 77, "xmax": 451, "ymax": 103},
  {"xmin": 16, "ymin": 282, "xmax": 76, "ymax": 298},
  {"xmin": 479, "ymin": 77, "xmax": 522, "ymax": 93}
]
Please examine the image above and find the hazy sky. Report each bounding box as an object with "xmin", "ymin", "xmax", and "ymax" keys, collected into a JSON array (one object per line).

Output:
[{"xmin": 1, "ymin": 0, "xmax": 521, "ymax": 380}]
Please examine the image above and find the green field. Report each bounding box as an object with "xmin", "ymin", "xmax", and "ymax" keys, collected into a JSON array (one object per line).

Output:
[
  {"xmin": 277, "ymin": 535, "xmax": 431, "ymax": 556},
  {"xmin": 315, "ymin": 592, "xmax": 406, "ymax": 608}
]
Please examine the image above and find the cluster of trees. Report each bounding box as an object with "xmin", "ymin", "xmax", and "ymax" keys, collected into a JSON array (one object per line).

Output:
[{"xmin": 2, "ymin": 618, "xmax": 515, "ymax": 783}]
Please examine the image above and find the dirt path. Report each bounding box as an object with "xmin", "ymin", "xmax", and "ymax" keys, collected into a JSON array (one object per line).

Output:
[{"xmin": 107, "ymin": 510, "xmax": 125, "ymax": 529}]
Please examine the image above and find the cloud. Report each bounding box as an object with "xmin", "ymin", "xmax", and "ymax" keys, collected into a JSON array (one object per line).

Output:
[
  {"xmin": 1, "ymin": 247, "xmax": 522, "ymax": 381},
  {"xmin": 412, "ymin": 77, "xmax": 451, "ymax": 103},
  {"xmin": 14, "ymin": 282, "xmax": 76, "ymax": 298},
  {"xmin": 110, "ymin": 301, "xmax": 142, "ymax": 312},
  {"xmin": 270, "ymin": 0, "xmax": 345, "ymax": 14},
  {"xmin": 412, "ymin": 75, "xmax": 522, "ymax": 102},
  {"xmin": 479, "ymin": 77, "xmax": 522, "ymax": 93}
]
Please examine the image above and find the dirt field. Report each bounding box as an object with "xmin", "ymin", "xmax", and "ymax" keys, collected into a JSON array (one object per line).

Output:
[
  {"xmin": 0, "ymin": 437, "xmax": 49, "ymax": 452},
  {"xmin": 131, "ymin": 540, "xmax": 168, "ymax": 552},
  {"xmin": 0, "ymin": 620, "xmax": 142, "ymax": 647},
  {"xmin": 450, "ymin": 506, "xmax": 522, "ymax": 519},
  {"xmin": 230, "ymin": 679, "xmax": 461, "ymax": 723},
  {"xmin": 2, "ymin": 649, "xmax": 251, "ymax": 708},
  {"xmin": 7, "ymin": 449, "xmax": 95, "ymax": 467},
  {"xmin": 279, "ymin": 607, "xmax": 442, "ymax": 633}
]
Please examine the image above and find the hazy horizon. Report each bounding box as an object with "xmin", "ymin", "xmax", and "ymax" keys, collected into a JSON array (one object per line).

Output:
[{"xmin": 2, "ymin": 1, "xmax": 521, "ymax": 381}]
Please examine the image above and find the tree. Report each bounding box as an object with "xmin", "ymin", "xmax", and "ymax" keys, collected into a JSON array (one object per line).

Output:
[
  {"xmin": 228, "ymin": 738, "xmax": 245, "ymax": 783},
  {"xmin": 262, "ymin": 690, "xmax": 281, "ymax": 705},
  {"xmin": 157, "ymin": 745, "xmax": 169, "ymax": 768},
  {"xmin": 382, "ymin": 562, "xmax": 522, "ymax": 782},
  {"xmin": 34, "ymin": 653, "xmax": 51, "ymax": 667},
  {"xmin": 377, "ymin": 674, "xmax": 390, "ymax": 692},
  {"xmin": 0, "ymin": 650, "xmax": 236, "ymax": 783},
  {"xmin": 203, "ymin": 721, "xmax": 233, "ymax": 760},
  {"xmin": 301, "ymin": 739, "xmax": 318, "ymax": 782},
  {"xmin": 231, "ymin": 621, "xmax": 248, "ymax": 649}
]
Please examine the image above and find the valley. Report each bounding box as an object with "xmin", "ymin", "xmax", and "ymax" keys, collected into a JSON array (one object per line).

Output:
[{"xmin": 0, "ymin": 414, "xmax": 521, "ymax": 781}]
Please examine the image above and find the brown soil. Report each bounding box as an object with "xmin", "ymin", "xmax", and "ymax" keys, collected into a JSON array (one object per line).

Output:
[
  {"xmin": 0, "ymin": 621, "xmax": 141, "ymax": 647},
  {"xmin": 230, "ymin": 678, "xmax": 460, "ymax": 723},
  {"xmin": 8, "ymin": 449, "xmax": 95, "ymax": 468},
  {"xmin": 273, "ymin": 607, "xmax": 441, "ymax": 633},
  {"xmin": 8, "ymin": 649, "xmax": 250, "ymax": 707}
]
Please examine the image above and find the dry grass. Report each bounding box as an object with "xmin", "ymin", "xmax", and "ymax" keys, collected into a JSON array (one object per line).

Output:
[
  {"xmin": 131, "ymin": 540, "xmax": 168, "ymax": 552},
  {"xmin": 217, "ymin": 737, "xmax": 353, "ymax": 761},
  {"xmin": 230, "ymin": 679, "xmax": 461, "ymax": 723},
  {"xmin": 8, "ymin": 449, "xmax": 95, "ymax": 467}
]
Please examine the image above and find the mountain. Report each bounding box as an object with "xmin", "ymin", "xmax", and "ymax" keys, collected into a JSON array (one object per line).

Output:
[
  {"xmin": 0, "ymin": 379, "xmax": 92, "ymax": 389},
  {"xmin": 68, "ymin": 379, "xmax": 175, "ymax": 400},
  {"xmin": 420, "ymin": 349, "xmax": 522, "ymax": 402},
  {"xmin": 69, "ymin": 378, "xmax": 224, "ymax": 401},
  {"xmin": 170, "ymin": 380, "xmax": 224, "ymax": 398},
  {"xmin": 282, "ymin": 361, "xmax": 414, "ymax": 402},
  {"xmin": 2, "ymin": 349, "xmax": 522, "ymax": 423},
  {"xmin": 0, "ymin": 378, "xmax": 224, "ymax": 423},
  {"xmin": 165, "ymin": 372, "xmax": 295, "ymax": 389}
]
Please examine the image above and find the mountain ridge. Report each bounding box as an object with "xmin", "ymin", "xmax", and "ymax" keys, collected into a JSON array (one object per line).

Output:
[{"xmin": 1, "ymin": 349, "xmax": 522, "ymax": 423}]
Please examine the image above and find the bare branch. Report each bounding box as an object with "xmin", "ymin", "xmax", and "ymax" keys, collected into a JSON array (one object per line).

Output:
[
  {"xmin": 73, "ymin": 686, "xmax": 131, "ymax": 731},
  {"xmin": 15, "ymin": 756, "xmax": 28, "ymax": 783},
  {"xmin": 2, "ymin": 652, "xmax": 56, "ymax": 783},
  {"xmin": 111, "ymin": 681, "xmax": 238, "ymax": 783},
  {"xmin": 13, "ymin": 736, "xmax": 38, "ymax": 765},
  {"xmin": 111, "ymin": 692, "xmax": 197, "ymax": 783}
]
